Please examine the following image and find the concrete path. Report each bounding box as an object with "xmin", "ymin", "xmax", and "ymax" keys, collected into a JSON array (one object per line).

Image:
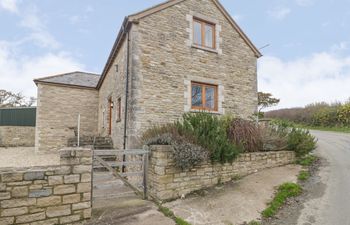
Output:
[
  {"xmin": 297, "ymin": 130, "xmax": 350, "ymax": 225},
  {"xmin": 165, "ymin": 165, "xmax": 301, "ymax": 225},
  {"xmin": 89, "ymin": 171, "xmax": 175, "ymax": 225}
]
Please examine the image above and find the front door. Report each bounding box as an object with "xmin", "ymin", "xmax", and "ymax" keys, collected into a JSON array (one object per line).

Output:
[{"xmin": 108, "ymin": 97, "xmax": 113, "ymax": 135}]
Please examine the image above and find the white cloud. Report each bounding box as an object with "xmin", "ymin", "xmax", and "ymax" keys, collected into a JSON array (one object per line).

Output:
[
  {"xmin": 0, "ymin": 41, "xmax": 85, "ymax": 99},
  {"xmin": 258, "ymin": 51, "xmax": 350, "ymax": 109},
  {"xmin": 0, "ymin": 0, "xmax": 18, "ymax": 13},
  {"xmin": 267, "ymin": 7, "xmax": 291, "ymax": 20},
  {"xmin": 18, "ymin": 6, "xmax": 61, "ymax": 49},
  {"xmin": 296, "ymin": 0, "xmax": 314, "ymax": 7},
  {"xmin": 0, "ymin": 2, "xmax": 86, "ymax": 99}
]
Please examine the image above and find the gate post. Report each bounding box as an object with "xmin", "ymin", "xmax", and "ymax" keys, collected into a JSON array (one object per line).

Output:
[{"xmin": 142, "ymin": 145, "xmax": 149, "ymax": 199}]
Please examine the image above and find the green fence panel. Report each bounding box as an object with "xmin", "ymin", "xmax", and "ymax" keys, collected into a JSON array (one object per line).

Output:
[{"xmin": 0, "ymin": 107, "xmax": 36, "ymax": 127}]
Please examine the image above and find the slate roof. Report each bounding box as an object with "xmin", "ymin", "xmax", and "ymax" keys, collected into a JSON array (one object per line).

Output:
[{"xmin": 34, "ymin": 71, "xmax": 100, "ymax": 88}]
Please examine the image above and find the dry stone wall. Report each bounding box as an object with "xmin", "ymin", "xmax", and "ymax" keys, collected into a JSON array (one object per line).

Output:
[
  {"xmin": 148, "ymin": 145, "xmax": 295, "ymax": 201},
  {"xmin": 0, "ymin": 148, "xmax": 92, "ymax": 225},
  {"xmin": 0, "ymin": 126, "xmax": 35, "ymax": 147}
]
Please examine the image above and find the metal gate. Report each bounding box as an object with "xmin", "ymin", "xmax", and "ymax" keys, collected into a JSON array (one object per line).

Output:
[{"xmin": 92, "ymin": 148, "xmax": 149, "ymax": 200}]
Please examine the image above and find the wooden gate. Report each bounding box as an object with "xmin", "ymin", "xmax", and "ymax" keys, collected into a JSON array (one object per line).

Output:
[{"xmin": 93, "ymin": 148, "xmax": 149, "ymax": 199}]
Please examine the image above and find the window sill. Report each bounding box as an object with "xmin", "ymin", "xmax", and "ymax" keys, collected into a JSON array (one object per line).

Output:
[
  {"xmin": 190, "ymin": 108, "xmax": 222, "ymax": 115},
  {"xmin": 191, "ymin": 44, "xmax": 218, "ymax": 54}
]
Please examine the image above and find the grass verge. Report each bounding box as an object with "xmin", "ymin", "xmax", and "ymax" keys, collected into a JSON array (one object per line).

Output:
[
  {"xmin": 262, "ymin": 183, "xmax": 302, "ymax": 218},
  {"xmin": 296, "ymin": 124, "xmax": 350, "ymax": 133},
  {"xmin": 158, "ymin": 205, "xmax": 192, "ymax": 225},
  {"xmin": 298, "ymin": 170, "xmax": 310, "ymax": 181},
  {"xmin": 248, "ymin": 220, "xmax": 262, "ymax": 225},
  {"xmin": 296, "ymin": 154, "xmax": 316, "ymax": 166}
]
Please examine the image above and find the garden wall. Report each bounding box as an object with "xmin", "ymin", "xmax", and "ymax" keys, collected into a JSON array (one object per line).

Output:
[
  {"xmin": 0, "ymin": 148, "xmax": 92, "ymax": 225},
  {"xmin": 0, "ymin": 126, "xmax": 35, "ymax": 147},
  {"xmin": 148, "ymin": 145, "xmax": 295, "ymax": 201}
]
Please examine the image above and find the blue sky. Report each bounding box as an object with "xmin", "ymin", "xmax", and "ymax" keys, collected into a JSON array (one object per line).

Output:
[{"xmin": 1, "ymin": 0, "xmax": 349, "ymax": 108}]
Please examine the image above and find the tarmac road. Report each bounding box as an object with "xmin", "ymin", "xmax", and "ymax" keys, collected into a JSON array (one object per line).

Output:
[{"xmin": 297, "ymin": 130, "xmax": 350, "ymax": 225}]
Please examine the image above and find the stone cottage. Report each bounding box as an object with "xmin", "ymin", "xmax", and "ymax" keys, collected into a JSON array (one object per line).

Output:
[{"xmin": 34, "ymin": 0, "xmax": 262, "ymax": 153}]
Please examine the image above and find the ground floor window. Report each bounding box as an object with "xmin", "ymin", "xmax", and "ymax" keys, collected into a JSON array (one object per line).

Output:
[{"xmin": 191, "ymin": 82, "xmax": 218, "ymax": 111}]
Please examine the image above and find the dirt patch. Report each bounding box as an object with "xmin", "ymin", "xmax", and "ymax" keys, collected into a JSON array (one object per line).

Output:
[
  {"xmin": 164, "ymin": 165, "xmax": 302, "ymax": 225},
  {"xmin": 0, "ymin": 147, "xmax": 60, "ymax": 168},
  {"xmin": 261, "ymin": 157, "xmax": 324, "ymax": 225}
]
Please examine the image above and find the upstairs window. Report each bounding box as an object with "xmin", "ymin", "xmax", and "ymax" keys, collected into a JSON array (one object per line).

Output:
[
  {"xmin": 193, "ymin": 18, "xmax": 216, "ymax": 49},
  {"xmin": 191, "ymin": 82, "xmax": 218, "ymax": 111}
]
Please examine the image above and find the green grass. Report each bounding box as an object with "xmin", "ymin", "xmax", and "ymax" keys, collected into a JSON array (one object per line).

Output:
[
  {"xmin": 175, "ymin": 217, "xmax": 192, "ymax": 225},
  {"xmin": 296, "ymin": 154, "xmax": 317, "ymax": 166},
  {"xmin": 296, "ymin": 124, "xmax": 350, "ymax": 133},
  {"xmin": 158, "ymin": 205, "xmax": 192, "ymax": 225},
  {"xmin": 262, "ymin": 183, "xmax": 302, "ymax": 218},
  {"xmin": 298, "ymin": 170, "xmax": 310, "ymax": 181}
]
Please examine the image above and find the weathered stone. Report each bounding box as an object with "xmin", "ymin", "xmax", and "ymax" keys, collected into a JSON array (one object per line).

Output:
[
  {"xmin": 62, "ymin": 194, "xmax": 80, "ymax": 204},
  {"xmin": 24, "ymin": 171, "xmax": 45, "ymax": 181},
  {"xmin": 12, "ymin": 186, "xmax": 28, "ymax": 197},
  {"xmin": 64, "ymin": 174, "xmax": 80, "ymax": 184},
  {"xmin": 0, "ymin": 183, "xmax": 6, "ymax": 191},
  {"xmin": 29, "ymin": 184, "xmax": 43, "ymax": 190},
  {"xmin": 16, "ymin": 212, "xmax": 45, "ymax": 223},
  {"xmin": 82, "ymin": 192, "xmax": 91, "ymax": 201},
  {"xmin": 72, "ymin": 201, "xmax": 90, "ymax": 210},
  {"xmin": 6, "ymin": 180, "xmax": 32, "ymax": 186},
  {"xmin": 1, "ymin": 198, "xmax": 36, "ymax": 208},
  {"xmin": 1, "ymin": 207, "xmax": 28, "ymax": 216},
  {"xmin": 1, "ymin": 172, "xmax": 23, "ymax": 182},
  {"xmin": 54, "ymin": 166, "xmax": 71, "ymax": 175},
  {"xmin": 29, "ymin": 188, "xmax": 52, "ymax": 198},
  {"xmin": 77, "ymin": 183, "xmax": 91, "ymax": 193},
  {"xmin": 83, "ymin": 208, "xmax": 92, "ymax": 219},
  {"xmin": 48, "ymin": 175, "xmax": 63, "ymax": 185},
  {"xmin": 53, "ymin": 184, "xmax": 75, "ymax": 195},
  {"xmin": 0, "ymin": 217, "xmax": 14, "ymax": 225},
  {"xmin": 59, "ymin": 214, "xmax": 81, "ymax": 224},
  {"xmin": 80, "ymin": 173, "xmax": 91, "ymax": 183},
  {"xmin": 37, "ymin": 196, "xmax": 61, "ymax": 207},
  {"xmin": 0, "ymin": 192, "xmax": 10, "ymax": 200},
  {"xmin": 0, "ymin": 126, "xmax": 35, "ymax": 147},
  {"xmin": 72, "ymin": 165, "xmax": 91, "ymax": 174},
  {"xmin": 30, "ymin": 218, "xmax": 58, "ymax": 225},
  {"xmin": 46, "ymin": 205, "xmax": 71, "ymax": 217}
]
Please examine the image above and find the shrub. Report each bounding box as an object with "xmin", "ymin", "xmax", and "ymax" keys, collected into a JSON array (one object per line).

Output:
[
  {"xmin": 227, "ymin": 118, "xmax": 263, "ymax": 152},
  {"xmin": 178, "ymin": 113, "xmax": 241, "ymax": 163},
  {"xmin": 287, "ymin": 128, "xmax": 316, "ymax": 157}
]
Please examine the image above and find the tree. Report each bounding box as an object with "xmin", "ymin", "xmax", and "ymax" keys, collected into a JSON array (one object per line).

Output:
[
  {"xmin": 258, "ymin": 92, "xmax": 280, "ymax": 117},
  {"xmin": 0, "ymin": 89, "xmax": 36, "ymax": 108}
]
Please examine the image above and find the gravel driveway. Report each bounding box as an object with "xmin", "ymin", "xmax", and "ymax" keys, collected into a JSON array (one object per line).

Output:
[{"xmin": 0, "ymin": 147, "xmax": 60, "ymax": 168}]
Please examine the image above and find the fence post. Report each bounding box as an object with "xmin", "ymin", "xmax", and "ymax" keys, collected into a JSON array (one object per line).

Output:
[
  {"xmin": 77, "ymin": 114, "xmax": 81, "ymax": 147},
  {"xmin": 143, "ymin": 146, "xmax": 149, "ymax": 200}
]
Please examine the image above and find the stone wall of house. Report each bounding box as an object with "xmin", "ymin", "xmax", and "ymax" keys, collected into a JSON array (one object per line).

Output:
[
  {"xmin": 148, "ymin": 145, "xmax": 295, "ymax": 201},
  {"xmin": 0, "ymin": 148, "xmax": 92, "ymax": 225},
  {"xmin": 97, "ymin": 0, "xmax": 258, "ymax": 150},
  {"xmin": 127, "ymin": 0, "xmax": 258, "ymax": 145},
  {"xmin": 97, "ymin": 25, "xmax": 141, "ymax": 150},
  {"xmin": 0, "ymin": 126, "xmax": 35, "ymax": 147},
  {"xmin": 35, "ymin": 83, "xmax": 99, "ymax": 154}
]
